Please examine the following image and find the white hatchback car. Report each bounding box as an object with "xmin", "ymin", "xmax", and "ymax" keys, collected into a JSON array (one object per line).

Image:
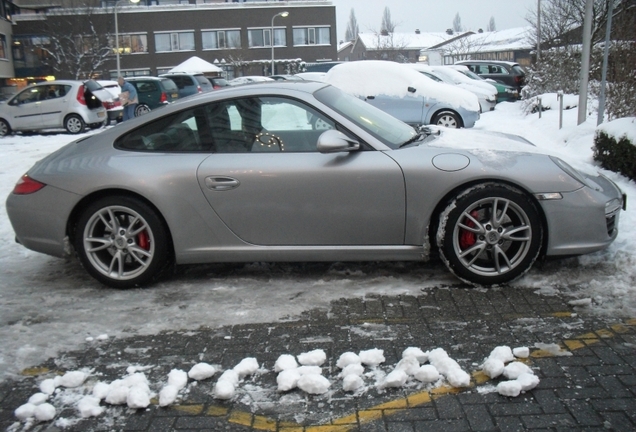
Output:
[{"xmin": 0, "ymin": 80, "xmax": 107, "ymax": 136}]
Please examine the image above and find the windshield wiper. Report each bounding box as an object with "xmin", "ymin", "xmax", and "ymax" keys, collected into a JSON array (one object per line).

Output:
[{"xmin": 399, "ymin": 126, "xmax": 436, "ymax": 148}]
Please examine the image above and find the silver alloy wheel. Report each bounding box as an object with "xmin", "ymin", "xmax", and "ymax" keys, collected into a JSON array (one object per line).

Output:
[
  {"xmin": 0, "ymin": 119, "xmax": 9, "ymax": 136},
  {"xmin": 451, "ymin": 197, "xmax": 532, "ymax": 277},
  {"xmin": 135, "ymin": 104, "xmax": 151, "ymax": 116},
  {"xmin": 436, "ymin": 114, "xmax": 458, "ymax": 128},
  {"xmin": 65, "ymin": 115, "xmax": 84, "ymax": 134},
  {"xmin": 82, "ymin": 205, "xmax": 156, "ymax": 281}
]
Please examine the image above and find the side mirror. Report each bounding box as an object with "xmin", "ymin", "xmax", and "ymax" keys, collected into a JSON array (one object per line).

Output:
[
  {"xmin": 317, "ymin": 130, "xmax": 360, "ymax": 153},
  {"xmin": 407, "ymin": 86, "xmax": 416, "ymax": 93}
]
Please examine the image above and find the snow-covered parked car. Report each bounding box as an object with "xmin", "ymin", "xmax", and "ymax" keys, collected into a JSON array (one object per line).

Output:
[
  {"xmin": 408, "ymin": 64, "xmax": 498, "ymax": 113},
  {"xmin": 5, "ymin": 80, "xmax": 625, "ymax": 288},
  {"xmin": 324, "ymin": 61, "xmax": 480, "ymax": 128}
]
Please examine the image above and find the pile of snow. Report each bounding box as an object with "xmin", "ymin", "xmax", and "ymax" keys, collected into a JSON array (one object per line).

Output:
[
  {"xmin": 480, "ymin": 345, "xmax": 539, "ymax": 397},
  {"xmin": 525, "ymin": 92, "xmax": 579, "ymax": 112},
  {"xmin": 596, "ymin": 117, "xmax": 636, "ymax": 144},
  {"xmin": 324, "ymin": 60, "xmax": 480, "ymax": 112}
]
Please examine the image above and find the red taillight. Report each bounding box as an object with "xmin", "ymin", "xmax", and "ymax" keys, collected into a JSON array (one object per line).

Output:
[
  {"xmin": 213, "ymin": 85, "xmax": 221, "ymax": 90},
  {"xmin": 13, "ymin": 174, "xmax": 46, "ymax": 195},
  {"xmin": 160, "ymin": 92, "xmax": 167, "ymax": 103},
  {"xmin": 197, "ymin": 85, "xmax": 202, "ymax": 93},
  {"xmin": 77, "ymin": 86, "xmax": 86, "ymax": 105},
  {"xmin": 514, "ymin": 76, "xmax": 522, "ymax": 84}
]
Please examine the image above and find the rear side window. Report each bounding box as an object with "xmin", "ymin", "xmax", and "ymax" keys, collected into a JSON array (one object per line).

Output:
[
  {"xmin": 170, "ymin": 76, "xmax": 191, "ymax": 88},
  {"xmin": 161, "ymin": 79, "xmax": 178, "ymax": 92},
  {"xmin": 136, "ymin": 82, "xmax": 158, "ymax": 93}
]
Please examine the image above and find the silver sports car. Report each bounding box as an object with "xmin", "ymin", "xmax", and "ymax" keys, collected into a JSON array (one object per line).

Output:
[{"xmin": 6, "ymin": 81, "xmax": 625, "ymax": 288}]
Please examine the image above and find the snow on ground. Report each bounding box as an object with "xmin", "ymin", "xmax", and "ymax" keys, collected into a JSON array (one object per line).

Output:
[{"xmin": 0, "ymin": 98, "xmax": 635, "ymax": 394}]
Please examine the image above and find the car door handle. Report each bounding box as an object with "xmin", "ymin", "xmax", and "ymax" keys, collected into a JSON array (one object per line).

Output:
[
  {"xmin": 366, "ymin": 96, "xmax": 375, "ymax": 100},
  {"xmin": 205, "ymin": 176, "xmax": 240, "ymax": 191}
]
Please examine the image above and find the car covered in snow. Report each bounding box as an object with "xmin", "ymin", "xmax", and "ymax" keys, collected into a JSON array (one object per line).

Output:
[
  {"xmin": 450, "ymin": 66, "xmax": 520, "ymax": 102},
  {"xmin": 5, "ymin": 80, "xmax": 625, "ymax": 288},
  {"xmin": 324, "ymin": 61, "xmax": 480, "ymax": 128}
]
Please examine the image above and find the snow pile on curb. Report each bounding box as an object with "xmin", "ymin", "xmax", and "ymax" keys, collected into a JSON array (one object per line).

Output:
[{"xmin": 480, "ymin": 345, "xmax": 539, "ymax": 397}]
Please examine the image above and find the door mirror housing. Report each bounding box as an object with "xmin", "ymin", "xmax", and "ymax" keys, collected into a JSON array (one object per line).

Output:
[{"xmin": 317, "ymin": 130, "xmax": 360, "ymax": 153}]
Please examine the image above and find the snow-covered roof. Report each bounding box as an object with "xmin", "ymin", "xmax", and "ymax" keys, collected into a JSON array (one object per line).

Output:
[
  {"xmin": 168, "ymin": 56, "xmax": 222, "ymax": 74},
  {"xmin": 338, "ymin": 41, "xmax": 353, "ymax": 52},
  {"xmin": 357, "ymin": 31, "xmax": 468, "ymax": 51},
  {"xmin": 441, "ymin": 27, "xmax": 533, "ymax": 54}
]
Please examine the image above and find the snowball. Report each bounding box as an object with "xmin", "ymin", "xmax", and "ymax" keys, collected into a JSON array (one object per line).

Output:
[
  {"xmin": 517, "ymin": 373, "xmax": 540, "ymax": 391},
  {"xmin": 218, "ymin": 369, "xmax": 239, "ymax": 386},
  {"xmin": 402, "ymin": 347, "xmax": 428, "ymax": 363},
  {"xmin": 414, "ymin": 365, "xmax": 440, "ymax": 383},
  {"xmin": 395, "ymin": 356, "xmax": 420, "ymax": 376},
  {"xmin": 497, "ymin": 380, "xmax": 522, "ymax": 397},
  {"xmin": 488, "ymin": 346, "xmax": 515, "ymax": 363},
  {"xmin": 568, "ymin": 298, "xmax": 592, "ymax": 306},
  {"xmin": 127, "ymin": 385, "xmax": 151, "ymax": 409},
  {"xmin": 342, "ymin": 374, "xmax": 364, "ymax": 392},
  {"xmin": 277, "ymin": 369, "xmax": 301, "ymax": 391},
  {"xmin": 274, "ymin": 354, "xmax": 298, "ymax": 372},
  {"xmin": 503, "ymin": 362, "xmax": 533, "ymax": 380},
  {"xmin": 122, "ymin": 373, "xmax": 149, "ymax": 388},
  {"xmin": 297, "ymin": 349, "xmax": 327, "ymax": 366},
  {"xmin": 297, "ymin": 374, "xmax": 331, "ymax": 394},
  {"xmin": 359, "ymin": 348, "xmax": 385, "ymax": 366},
  {"xmin": 427, "ymin": 348, "xmax": 470, "ymax": 387},
  {"xmin": 34, "ymin": 403, "xmax": 56, "ymax": 421},
  {"xmin": 96, "ymin": 334, "xmax": 109, "ymax": 340},
  {"xmin": 105, "ymin": 385, "xmax": 129, "ymax": 405},
  {"xmin": 15, "ymin": 403, "xmax": 36, "ymax": 421},
  {"xmin": 339, "ymin": 363, "xmax": 365, "ymax": 378},
  {"xmin": 167, "ymin": 369, "xmax": 188, "ymax": 390},
  {"xmin": 482, "ymin": 358, "xmax": 505, "ymax": 379},
  {"xmin": 234, "ymin": 357, "xmax": 259, "ymax": 377},
  {"xmin": 213, "ymin": 380, "xmax": 236, "ymax": 400},
  {"xmin": 383, "ymin": 369, "xmax": 408, "ymax": 388},
  {"xmin": 159, "ymin": 385, "xmax": 179, "ymax": 407},
  {"xmin": 336, "ymin": 352, "xmax": 361, "ymax": 369},
  {"xmin": 513, "ymin": 347, "xmax": 530, "ymax": 358},
  {"xmin": 39, "ymin": 379, "xmax": 57, "ymax": 395},
  {"xmin": 188, "ymin": 363, "xmax": 217, "ymax": 381},
  {"xmin": 297, "ymin": 365, "xmax": 322, "ymax": 375},
  {"xmin": 28, "ymin": 393, "xmax": 48, "ymax": 406},
  {"xmin": 77, "ymin": 396, "xmax": 104, "ymax": 418},
  {"xmin": 92, "ymin": 382, "xmax": 110, "ymax": 400},
  {"xmin": 58, "ymin": 371, "xmax": 87, "ymax": 388},
  {"xmin": 444, "ymin": 367, "xmax": 471, "ymax": 388}
]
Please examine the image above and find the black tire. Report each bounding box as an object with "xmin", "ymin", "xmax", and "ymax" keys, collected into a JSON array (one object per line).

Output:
[
  {"xmin": 74, "ymin": 196, "xmax": 171, "ymax": 288},
  {"xmin": 436, "ymin": 183, "xmax": 543, "ymax": 286},
  {"xmin": 432, "ymin": 111, "xmax": 462, "ymax": 128},
  {"xmin": 0, "ymin": 119, "xmax": 11, "ymax": 137},
  {"xmin": 135, "ymin": 104, "xmax": 151, "ymax": 117},
  {"xmin": 65, "ymin": 114, "xmax": 86, "ymax": 134}
]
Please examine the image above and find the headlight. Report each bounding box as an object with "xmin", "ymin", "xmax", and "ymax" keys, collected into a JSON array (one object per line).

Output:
[{"xmin": 550, "ymin": 156, "xmax": 589, "ymax": 187}]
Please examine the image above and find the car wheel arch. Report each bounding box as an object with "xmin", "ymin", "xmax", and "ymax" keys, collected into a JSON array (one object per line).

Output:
[
  {"xmin": 66, "ymin": 189, "xmax": 175, "ymax": 260},
  {"xmin": 430, "ymin": 108, "xmax": 464, "ymax": 128},
  {"xmin": 426, "ymin": 179, "xmax": 549, "ymax": 259}
]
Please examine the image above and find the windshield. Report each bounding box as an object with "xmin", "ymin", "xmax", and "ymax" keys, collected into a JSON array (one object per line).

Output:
[{"xmin": 314, "ymin": 85, "xmax": 416, "ymax": 150}]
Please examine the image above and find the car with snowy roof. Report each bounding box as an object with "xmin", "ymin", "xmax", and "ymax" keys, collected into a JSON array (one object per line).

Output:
[
  {"xmin": 324, "ymin": 61, "xmax": 480, "ymax": 128},
  {"xmin": 455, "ymin": 60, "xmax": 526, "ymax": 94},
  {"xmin": 450, "ymin": 66, "xmax": 520, "ymax": 102},
  {"xmin": 5, "ymin": 80, "xmax": 625, "ymax": 288}
]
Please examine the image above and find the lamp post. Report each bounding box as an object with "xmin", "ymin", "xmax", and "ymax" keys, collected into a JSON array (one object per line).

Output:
[
  {"xmin": 270, "ymin": 11, "xmax": 289, "ymax": 75},
  {"xmin": 115, "ymin": 0, "xmax": 140, "ymax": 78}
]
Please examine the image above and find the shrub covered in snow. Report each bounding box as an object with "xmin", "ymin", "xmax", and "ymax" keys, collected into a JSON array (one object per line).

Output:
[{"xmin": 593, "ymin": 117, "xmax": 636, "ymax": 181}]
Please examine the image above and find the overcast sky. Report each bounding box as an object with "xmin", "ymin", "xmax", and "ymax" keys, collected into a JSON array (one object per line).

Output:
[{"xmin": 330, "ymin": 0, "xmax": 538, "ymax": 42}]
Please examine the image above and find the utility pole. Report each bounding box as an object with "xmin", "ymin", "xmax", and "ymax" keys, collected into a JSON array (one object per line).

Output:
[
  {"xmin": 577, "ymin": 0, "xmax": 594, "ymax": 125},
  {"xmin": 537, "ymin": 0, "xmax": 541, "ymax": 64},
  {"xmin": 597, "ymin": 0, "xmax": 615, "ymax": 125}
]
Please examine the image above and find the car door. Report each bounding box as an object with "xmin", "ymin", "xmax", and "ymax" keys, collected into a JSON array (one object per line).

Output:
[
  {"xmin": 363, "ymin": 93, "xmax": 425, "ymax": 126},
  {"xmin": 196, "ymin": 96, "xmax": 406, "ymax": 246},
  {"xmin": 38, "ymin": 84, "xmax": 70, "ymax": 128},
  {"xmin": 134, "ymin": 81, "xmax": 158, "ymax": 108},
  {"xmin": 7, "ymin": 86, "xmax": 44, "ymax": 130}
]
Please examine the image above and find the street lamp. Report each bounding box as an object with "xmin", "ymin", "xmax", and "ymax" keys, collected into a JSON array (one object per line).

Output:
[
  {"xmin": 115, "ymin": 0, "xmax": 140, "ymax": 78},
  {"xmin": 270, "ymin": 11, "xmax": 289, "ymax": 75}
]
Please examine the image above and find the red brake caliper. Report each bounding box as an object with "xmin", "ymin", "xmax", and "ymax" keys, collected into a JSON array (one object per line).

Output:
[
  {"xmin": 459, "ymin": 210, "xmax": 479, "ymax": 250},
  {"xmin": 137, "ymin": 231, "xmax": 150, "ymax": 250}
]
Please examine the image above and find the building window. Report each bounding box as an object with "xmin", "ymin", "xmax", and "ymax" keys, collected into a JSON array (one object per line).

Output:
[
  {"xmin": 248, "ymin": 28, "xmax": 286, "ymax": 48},
  {"xmin": 0, "ymin": 34, "xmax": 7, "ymax": 59},
  {"xmin": 293, "ymin": 27, "xmax": 330, "ymax": 46},
  {"xmin": 202, "ymin": 29, "xmax": 241, "ymax": 50},
  {"xmin": 116, "ymin": 33, "xmax": 148, "ymax": 54},
  {"xmin": 155, "ymin": 31, "xmax": 195, "ymax": 52}
]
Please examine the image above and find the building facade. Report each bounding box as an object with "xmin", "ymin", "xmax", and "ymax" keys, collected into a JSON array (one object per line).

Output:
[{"xmin": 10, "ymin": 0, "xmax": 336, "ymax": 86}]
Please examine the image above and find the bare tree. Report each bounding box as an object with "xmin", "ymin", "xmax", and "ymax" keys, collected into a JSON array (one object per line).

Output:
[
  {"xmin": 33, "ymin": 1, "xmax": 113, "ymax": 79},
  {"xmin": 381, "ymin": 7, "xmax": 396, "ymax": 33},
  {"xmin": 367, "ymin": 31, "xmax": 411, "ymax": 62},
  {"xmin": 453, "ymin": 13, "xmax": 463, "ymax": 32},
  {"xmin": 345, "ymin": 9, "xmax": 360, "ymax": 42},
  {"xmin": 487, "ymin": 16, "xmax": 496, "ymax": 32}
]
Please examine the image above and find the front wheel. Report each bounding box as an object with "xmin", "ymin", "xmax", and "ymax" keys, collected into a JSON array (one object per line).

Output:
[
  {"xmin": 0, "ymin": 119, "xmax": 11, "ymax": 137},
  {"xmin": 65, "ymin": 114, "xmax": 86, "ymax": 134},
  {"xmin": 436, "ymin": 183, "xmax": 543, "ymax": 286},
  {"xmin": 74, "ymin": 196, "xmax": 171, "ymax": 288},
  {"xmin": 432, "ymin": 111, "xmax": 462, "ymax": 128}
]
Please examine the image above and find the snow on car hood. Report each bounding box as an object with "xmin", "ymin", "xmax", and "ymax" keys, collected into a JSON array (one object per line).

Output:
[{"xmin": 324, "ymin": 61, "xmax": 480, "ymax": 113}]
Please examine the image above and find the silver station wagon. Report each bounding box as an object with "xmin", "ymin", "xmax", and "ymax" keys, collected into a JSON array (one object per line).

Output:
[{"xmin": 6, "ymin": 81, "xmax": 625, "ymax": 288}]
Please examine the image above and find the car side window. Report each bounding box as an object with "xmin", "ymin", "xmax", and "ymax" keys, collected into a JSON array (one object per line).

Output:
[
  {"xmin": 208, "ymin": 96, "xmax": 336, "ymax": 153},
  {"xmin": 137, "ymin": 82, "xmax": 157, "ymax": 93},
  {"xmin": 13, "ymin": 87, "xmax": 43, "ymax": 105}
]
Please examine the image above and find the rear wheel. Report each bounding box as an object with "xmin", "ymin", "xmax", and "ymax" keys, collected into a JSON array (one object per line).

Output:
[
  {"xmin": 74, "ymin": 196, "xmax": 171, "ymax": 288},
  {"xmin": 0, "ymin": 119, "xmax": 11, "ymax": 137},
  {"xmin": 432, "ymin": 111, "xmax": 462, "ymax": 128},
  {"xmin": 65, "ymin": 114, "xmax": 85, "ymax": 134},
  {"xmin": 436, "ymin": 183, "xmax": 543, "ymax": 286},
  {"xmin": 135, "ymin": 104, "xmax": 151, "ymax": 117}
]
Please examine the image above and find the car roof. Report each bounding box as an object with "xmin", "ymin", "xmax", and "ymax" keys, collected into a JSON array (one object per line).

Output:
[{"xmin": 456, "ymin": 60, "xmax": 520, "ymax": 67}]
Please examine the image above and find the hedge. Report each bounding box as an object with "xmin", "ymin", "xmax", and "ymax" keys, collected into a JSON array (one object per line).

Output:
[{"xmin": 592, "ymin": 131, "xmax": 636, "ymax": 181}]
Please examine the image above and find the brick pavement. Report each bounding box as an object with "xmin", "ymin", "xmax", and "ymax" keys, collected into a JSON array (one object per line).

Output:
[{"xmin": 1, "ymin": 286, "xmax": 634, "ymax": 431}]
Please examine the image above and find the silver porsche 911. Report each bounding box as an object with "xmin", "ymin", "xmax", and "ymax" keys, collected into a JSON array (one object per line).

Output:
[{"xmin": 6, "ymin": 81, "xmax": 625, "ymax": 288}]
